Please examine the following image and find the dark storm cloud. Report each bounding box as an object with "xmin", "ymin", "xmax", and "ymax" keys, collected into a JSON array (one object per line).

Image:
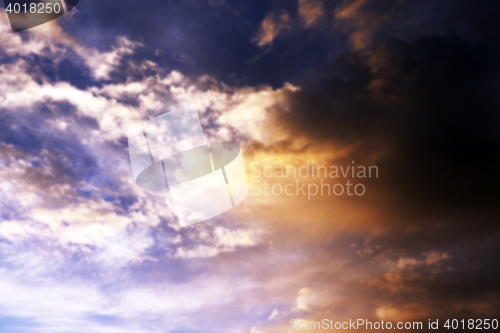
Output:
[
  {"xmin": 61, "ymin": 0, "xmax": 267, "ymax": 83},
  {"xmin": 360, "ymin": 223, "xmax": 500, "ymax": 320},
  {"xmin": 265, "ymin": 0, "xmax": 500, "ymax": 219},
  {"xmin": 236, "ymin": 0, "xmax": 500, "ymax": 323},
  {"xmin": 55, "ymin": 0, "xmax": 346, "ymax": 87}
]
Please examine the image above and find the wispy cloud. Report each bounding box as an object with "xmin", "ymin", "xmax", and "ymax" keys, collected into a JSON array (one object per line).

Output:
[
  {"xmin": 252, "ymin": 13, "xmax": 291, "ymax": 47},
  {"xmin": 298, "ymin": 0, "xmax": 324, "ymax": 27}
]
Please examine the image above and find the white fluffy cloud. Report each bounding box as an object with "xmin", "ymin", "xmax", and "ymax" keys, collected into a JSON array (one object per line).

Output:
[{"xmin": 0, "ymin": 12, "xmax": 301, "ymax": 333}]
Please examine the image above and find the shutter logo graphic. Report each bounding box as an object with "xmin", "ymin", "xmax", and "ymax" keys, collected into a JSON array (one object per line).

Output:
[
  {"xmin": 128, "ymin": 105, "xmax": 248, "ymax": 227},
  {"xmin": 3, "ymin": 0, "xmax": 79, "ymax": 33}
]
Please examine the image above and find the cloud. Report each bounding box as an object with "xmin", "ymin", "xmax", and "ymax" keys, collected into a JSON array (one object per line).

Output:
[
  {"xmin": 0, "ymin": 13, "xmax": 305, "ymax": 332},
  {"xmin": 252, "ymin": 13, "xmax": 291, "ymax": 47},
  {"xmin": 298, "ymin": 0, "xmax": 324, "ymax": 27},
  {"xmin": 0, "ymin": 13, "xmax": 141, "ymax": 80},
  {"xmin": 171, "ymin": 227, "xmax": 261, "ymax": 259},
  {"xmin": 334, "ymin": 0, "xmax": 394, "ymax": 50},
  {"xmin": 73, "ymin": 36, "xmax": 143, "ymax": 80},
  {"xmin": 0, "ymin": 13, "xmax": 302, "ymax": 268},
  {"xmin": 294, "ymin": 287, "xmax": 314, "ymax": 311},
  {"xmin": 268, "ymin": 308, "xmax": 279, "ymax": 321}
]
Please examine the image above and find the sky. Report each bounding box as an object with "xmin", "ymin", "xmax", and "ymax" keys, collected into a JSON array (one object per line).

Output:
[{"xmin": 0, "ymin": 0, "xmax": 499, "ymax": 332}]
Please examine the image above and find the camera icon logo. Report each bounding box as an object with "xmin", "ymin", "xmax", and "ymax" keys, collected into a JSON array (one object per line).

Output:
[{"xmin": 128, "ymin": 105, "xmax": 248, "ymax": 227}]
